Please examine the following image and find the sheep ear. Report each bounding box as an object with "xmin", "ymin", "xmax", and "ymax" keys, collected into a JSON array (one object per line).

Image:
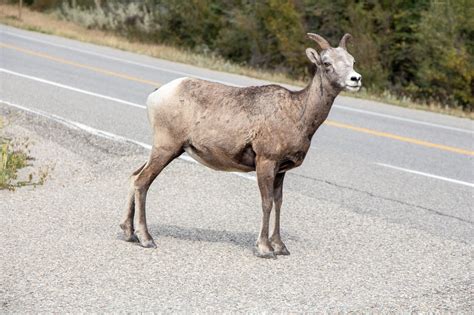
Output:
[
  {"xmin": 339, "ymin": 33, "xmax": 352, "ymax": 50},
  {"xmin": 306, "ymin": 48, "xmax": 321, "ymax": 66}
]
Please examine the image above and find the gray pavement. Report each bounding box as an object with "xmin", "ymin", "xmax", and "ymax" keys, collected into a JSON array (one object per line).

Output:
[
  {"xmin": 1, "ymin": 24, "xmax": 473, "ymax": 311},
  {"xmin": 1, "ymin": 106, "xmax": 472, "ymax": 312}
]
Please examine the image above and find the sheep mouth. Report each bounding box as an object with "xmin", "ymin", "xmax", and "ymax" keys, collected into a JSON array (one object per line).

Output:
[{"xmin": 345, "ymin": 85, "xmax": 361, "ymax": 92}]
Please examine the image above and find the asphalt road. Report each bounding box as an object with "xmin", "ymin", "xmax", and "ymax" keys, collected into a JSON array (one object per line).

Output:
[
  {"xmin": 1, "ymin": 24, "xmax": 473, "ymax": 311},
  {"xmin": 1, "ymin": 24, "xmax": 472, "ymax": 242}
]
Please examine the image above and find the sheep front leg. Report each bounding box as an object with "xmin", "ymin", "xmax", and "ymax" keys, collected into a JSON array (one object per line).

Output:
[
  {"xmin": 255, "ymin": 157, "xmax": 277, "ymax": 259},
  {"xmin": 270, "ymin": 172, "xmax": 290, "ymax": 255}
]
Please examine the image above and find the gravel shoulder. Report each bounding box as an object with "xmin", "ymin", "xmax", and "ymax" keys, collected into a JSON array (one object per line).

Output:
[{"xmin": 1, "ymin": 103, "xmax": 472, "ymax": 312}]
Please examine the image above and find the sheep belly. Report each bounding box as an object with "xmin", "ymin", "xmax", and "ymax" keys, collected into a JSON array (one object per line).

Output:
[{"xmin": 183, "ymin": 144, "xmax": 255, "ymax": 173}]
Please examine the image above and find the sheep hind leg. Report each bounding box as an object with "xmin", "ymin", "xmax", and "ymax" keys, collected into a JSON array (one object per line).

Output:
[
  {"xmin": 133, "ymin": 144, "xmax": 183, "ymax": 248},
  {"xmin": 120, "ymin": 162, "xmax": 146, "ymax": 242}
]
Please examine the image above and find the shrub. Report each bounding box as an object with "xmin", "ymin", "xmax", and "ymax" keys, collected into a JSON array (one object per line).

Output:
[{"xmin": 0, "ymin": 116, "xmax": 51, "ymax": 190}]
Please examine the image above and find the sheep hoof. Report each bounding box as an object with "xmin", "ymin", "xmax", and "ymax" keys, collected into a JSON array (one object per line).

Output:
[
  {"xmin": 271, "ymin": 242, "xmax": 290, "ymax": 255},
  {"xmin": 253, "ymin": 248, "xmax": 277, "ymax": 259},
  {"xmin": 274, "ymin": 246, "xmax": 290, "ymax": 256},
  {"xmin": 134, "ymin": 230, "xmax": 157, "ymax": 248},
  {"xmin": 124, "ymin": 234, "xmax": 139, "ymax": 243},
  {"xmin": 120, "ymin": 223, "xmax": 138, "ymax": 242},
  {"xmin": 139, "ymin": 238, "xmax": 157, "ymax": 249}
]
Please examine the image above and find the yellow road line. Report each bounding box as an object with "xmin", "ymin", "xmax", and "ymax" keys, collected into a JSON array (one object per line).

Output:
[
  {"xmin": 325, "ymin": 120, "xmax": 474, "ymax": 156},
  {"xmin": 0, "ymin": 42, "xmax": 161, "ymax": 87},
  {"xmin": 3, "ymin": 42, "xmax": 473, "ymax": 157}
]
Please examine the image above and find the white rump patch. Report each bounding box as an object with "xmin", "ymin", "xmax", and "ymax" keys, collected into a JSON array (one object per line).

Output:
[{"xmin": 146, "ymin": 77, "xmax": 188, "ymax": 109}]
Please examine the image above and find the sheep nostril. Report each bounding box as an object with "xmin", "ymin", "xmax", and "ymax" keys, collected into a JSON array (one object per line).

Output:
[{"xmin": 350, "ymin": 76, "xmax": 361, "ymax": 82}]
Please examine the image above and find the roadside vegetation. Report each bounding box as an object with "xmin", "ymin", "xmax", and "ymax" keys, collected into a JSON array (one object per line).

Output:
[
  {"xmin": 1, "ymin": 1, "xmax": 472, "ymax": 118},
  {"xmin": 0, "ymin": 115, "xmax": 50, "ymax": 190}
]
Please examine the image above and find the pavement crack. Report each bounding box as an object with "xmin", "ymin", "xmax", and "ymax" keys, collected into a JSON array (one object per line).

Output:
[{"xmin": 289, "ymin": 172, "xmax": 473, "ymax": 225}]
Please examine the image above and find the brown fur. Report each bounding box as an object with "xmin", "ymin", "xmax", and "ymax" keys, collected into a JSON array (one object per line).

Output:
[{"xmin": 120, "ymin": 33, "xmax": 361, "ymax": 258}]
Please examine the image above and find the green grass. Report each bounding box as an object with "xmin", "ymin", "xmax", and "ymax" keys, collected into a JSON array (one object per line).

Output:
[
  {"xmin": 0, "ymin": 3, "xmax": 471, "ymax": 119},
  {"xmin": 0, "ymin": 116, "xmax": 50, "ymax": 190}
]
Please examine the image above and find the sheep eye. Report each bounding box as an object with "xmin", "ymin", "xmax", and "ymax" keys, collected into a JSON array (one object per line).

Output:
[{"xmin": 323, "ymin": 62, "xmax": 331, "ymax": 67}]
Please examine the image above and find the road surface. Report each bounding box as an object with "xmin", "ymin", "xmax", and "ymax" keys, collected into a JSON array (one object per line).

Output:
[{"xmin": 1, "ymin": 24, "xmax": 473, "ymax": 311}]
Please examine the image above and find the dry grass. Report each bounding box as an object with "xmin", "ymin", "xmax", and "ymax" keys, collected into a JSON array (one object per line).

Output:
[
  {"xmin": 0, "ymin": 3, "xmax": 471, "ymax": 119},
  {"xmin": 0, "ymin": 3, "xmax": 298, "ymax": 85},
  {"xmin": 343, "ymin": 90, "xmax": 472, "ymax": 119}
]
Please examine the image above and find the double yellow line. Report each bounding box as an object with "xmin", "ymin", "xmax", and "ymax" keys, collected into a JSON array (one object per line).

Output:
[
  {"xmin": 1, "ymin": 42, "xmax": 161, "ymax": 87},
  {"xmin": 325, "ymin": 121, "xmax": 473, "ymax": 156},
  {"xmin": 2, "ymin": 42, "xmax": 473, "ymax": 157}
]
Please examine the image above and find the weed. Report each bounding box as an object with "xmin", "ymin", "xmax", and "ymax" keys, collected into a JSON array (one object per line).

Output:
[{"xmin": 0, "ymin": 115, "xmax": 52, "ymax": 191}]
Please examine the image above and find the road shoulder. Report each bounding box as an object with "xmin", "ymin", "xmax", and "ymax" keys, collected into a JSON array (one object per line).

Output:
[{"xmin": 1, "ymin": 103, "xmax": 472, "ymax": 312}]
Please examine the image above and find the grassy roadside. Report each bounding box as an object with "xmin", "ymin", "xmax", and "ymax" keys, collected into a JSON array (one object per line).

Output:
[
  {"xmin": 0, "ymin": 114, "xmax": 51, "ymax": 190},
  {"xmin": 0, "ymin": 3, "xmax": 471, "ymax": 119}
]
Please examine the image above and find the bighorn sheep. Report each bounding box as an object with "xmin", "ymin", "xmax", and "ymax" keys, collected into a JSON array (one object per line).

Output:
[{"xmin": 120, "ymin": 33, "xmax": 361, "ymax": 258}]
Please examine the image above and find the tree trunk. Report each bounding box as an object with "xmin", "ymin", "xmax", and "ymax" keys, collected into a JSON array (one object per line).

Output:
[{"xmin": 18, "ymin": 0, "xmax": 22, "ymax": 20}]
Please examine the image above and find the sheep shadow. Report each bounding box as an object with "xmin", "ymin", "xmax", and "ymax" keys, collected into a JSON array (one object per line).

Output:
[
  {"xmin": 117, "ymin": 224, "xmax": 300, "ymax": 248},
  {"xmin": 117, "ymin": 224, "xmax": 256, "ymax": 248},
  {"xmin": 149, "ymin": 224, "xmax": 256, "ymax": 248}
]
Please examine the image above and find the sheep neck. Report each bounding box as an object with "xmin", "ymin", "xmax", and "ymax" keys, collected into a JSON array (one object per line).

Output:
[{"xmin": 298, "ymin": 69, "xmax": 340, "ymax": 137}]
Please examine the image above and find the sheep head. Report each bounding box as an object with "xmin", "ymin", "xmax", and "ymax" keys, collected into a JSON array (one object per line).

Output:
[{"xmin": 306, "ymin": 33, "xmax": 362, "ymax": 92}]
